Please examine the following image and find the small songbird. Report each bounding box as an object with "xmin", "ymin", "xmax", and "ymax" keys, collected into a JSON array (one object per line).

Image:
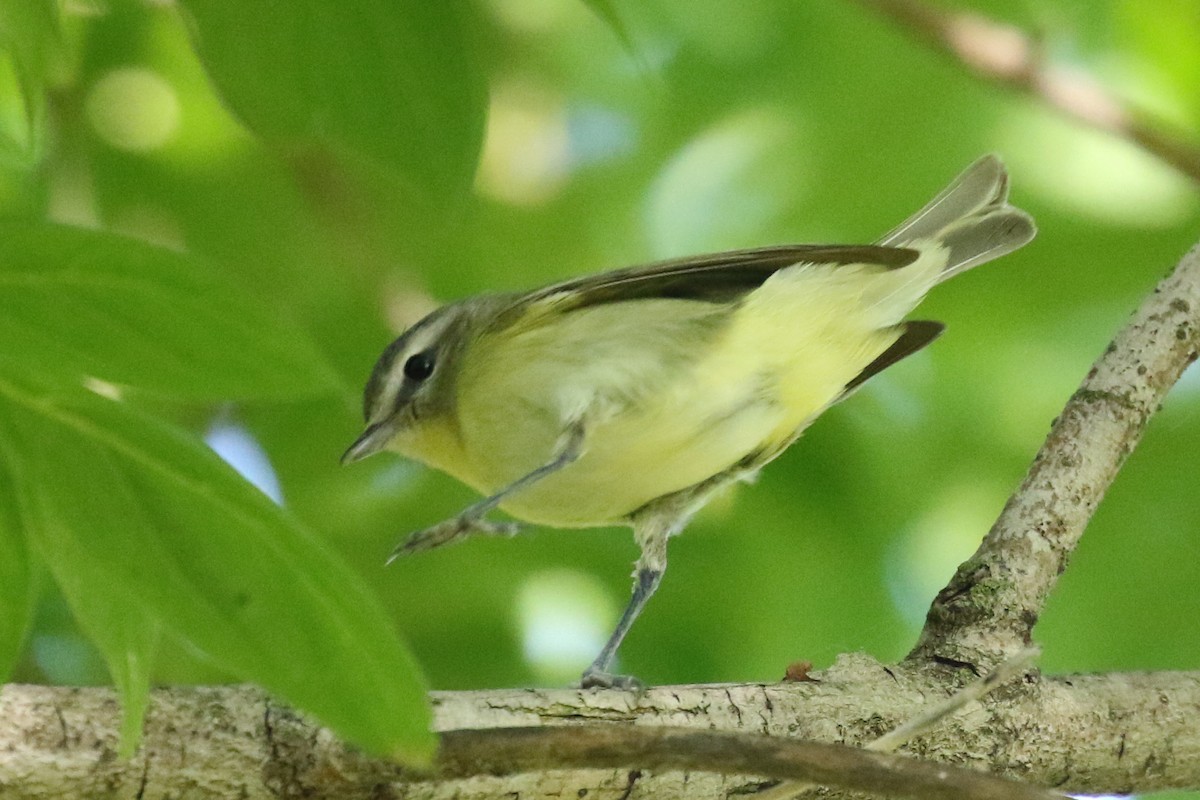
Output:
[{"xmin": 343, "ymin": 155, "xmax": 1036, "ymax": 688}]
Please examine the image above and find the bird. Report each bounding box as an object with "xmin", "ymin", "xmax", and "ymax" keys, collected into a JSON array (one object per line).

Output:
[{"xmin": 342, "ymin": 155, "xmax": 1036, "ymax": 689}]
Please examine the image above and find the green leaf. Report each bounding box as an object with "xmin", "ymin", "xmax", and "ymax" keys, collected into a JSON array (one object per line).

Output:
[
  {"xmin": 0, "ymin": 368, "xmax": 435, "ymax": 762},
  {"xmin": 0, "ymin": 0, "xmax": 58, "ymax": 78},
  {"xmin": 1116, "ymin": 0, "xmax": 1200, "ymax": 127},
  {"xmin": 0, "ymin": 430, "xmax": 36, "ymax": 681},
  {"xmin": 0, "ymin": 222, "xmax": 340, "ymax": 400},
  {"xmin": 52, "ymin": 562, "xmax": 156, "ymax": 758},
  {"xmin": 2, "ymin": 405, "xmax": 160, "ymax": 755},
  {"xmin": 0, "ymin": 0, "xmax": 59, "ymax": 163},
  {"xmin": 178, "ymin": 0, "xmax": 487, "ymax": 198},
  {"xmin": 580, "ymin": 0, "xmax": 637, "ymax": 53}
]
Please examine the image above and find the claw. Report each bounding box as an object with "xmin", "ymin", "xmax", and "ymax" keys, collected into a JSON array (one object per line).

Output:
[
  {"xmin": 577, "ymin": 668, "xmax": 646, "ymax": 693},
  {"xmin": 386, "ymin": 516, "xmax": 523, "ymax": 564}
]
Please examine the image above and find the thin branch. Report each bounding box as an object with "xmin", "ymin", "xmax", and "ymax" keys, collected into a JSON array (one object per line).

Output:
[
  {"xmin": 853, "ymin": 0, "xmax": 1200, "ymax": 183},
  {"xmin": 912, "ymin": 243, "xmax": 1200, "ymax": 665},
  {"xmin": 438, "ymin": 726, "xmax": 1064, "ymax": 800}
]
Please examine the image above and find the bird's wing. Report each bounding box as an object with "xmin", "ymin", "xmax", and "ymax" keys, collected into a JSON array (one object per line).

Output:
[{"xmin": 489, "ymin": 243, "xmax": 919, "ymax": 330}]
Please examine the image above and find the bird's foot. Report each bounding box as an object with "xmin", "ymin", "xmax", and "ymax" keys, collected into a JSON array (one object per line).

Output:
[
  {"xmin": 387, "ymin": 516, "xmax": 522, "ymax": 563},
  {"xmin": 577, "ymin": 667, "xmax": 645, "ymax": 692}
]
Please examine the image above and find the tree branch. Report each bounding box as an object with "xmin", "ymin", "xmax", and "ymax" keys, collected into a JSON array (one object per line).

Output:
[
  {"xmin": 911, "ymin": 243, "xmax": 1200, "ymax": 666},
  {"xmin": 853, "ymin": 0, "xmax": 1200, "ymax": 183},
  {"xmin": 754, "ymin": 648, "xmax": 1041, "ymax": 800},
  {"xmin": 440, "ymin": 727, "xmax": 1062, "ymax": 800},
  {"xmin": 4, "ymin": 656, "xmax": 1200, "ymax": 798}
]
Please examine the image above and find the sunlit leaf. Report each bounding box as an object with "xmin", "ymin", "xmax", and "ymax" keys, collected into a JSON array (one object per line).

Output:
[
  {"xmin": 0, "ymin": 222, "xmax": 340, "ymax": 400},
  {"xmin": 178, "ymin": 0, "xmax": 487, "ymax": 198},
  {"xmin": 0, "ymin": 368, "xmax": 435, "ymax": 762}
]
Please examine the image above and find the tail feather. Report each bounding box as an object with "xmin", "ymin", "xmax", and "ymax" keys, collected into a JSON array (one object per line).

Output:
[
  {"xmin": 878, "ymin": 155, "xmax": 1036, "ymax": 282},
  {"xmin": 935, "ymin": 208, "xmax": 1036, "ymax": 280}
]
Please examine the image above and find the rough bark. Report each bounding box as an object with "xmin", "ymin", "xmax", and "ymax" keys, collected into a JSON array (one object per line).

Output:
[{"xmin": 3, "ymin": 656, "xmax": 1200, "ymax": 798}]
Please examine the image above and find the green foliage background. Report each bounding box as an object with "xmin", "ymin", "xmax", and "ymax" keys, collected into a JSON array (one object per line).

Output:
[{"xmin": 1, "ymin": 0, "xmax": 1198, "ymax": 777}]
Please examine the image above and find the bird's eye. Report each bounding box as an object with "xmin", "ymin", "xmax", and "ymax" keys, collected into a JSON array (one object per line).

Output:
[{"xmin": 403, "ymin": 352, "xmax": 435, "ymax": 382}]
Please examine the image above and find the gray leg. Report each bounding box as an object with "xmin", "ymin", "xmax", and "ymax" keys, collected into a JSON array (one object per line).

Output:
[
  {"xmin": 387, "ymin": 422, "xmax": 586, "ymax": 563},
  {"xmin": 579, "ymin": 566, "xmax": 662, "ymax": 689},
  {"xmin": 579, "ymin": 512, "xmax": 679, "ymax": 689}
]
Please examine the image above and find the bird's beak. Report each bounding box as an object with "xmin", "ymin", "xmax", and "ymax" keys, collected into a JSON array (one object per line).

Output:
[{"xmin": 340, "ymin": 421, "xmax": 395, "ymax": 465}]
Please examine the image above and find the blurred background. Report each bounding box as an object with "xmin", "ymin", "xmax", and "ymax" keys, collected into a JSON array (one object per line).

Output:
[{"xmin": 3, "ymin": 0, "xmax": 1198, "ymax": 732}]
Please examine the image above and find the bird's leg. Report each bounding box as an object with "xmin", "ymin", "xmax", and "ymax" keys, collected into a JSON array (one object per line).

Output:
[
  {"xmin": 579, "ymin": 564, "xmax": 662, "ymax": 690},
  {"xmin": 387, "ymin": 421, "xmax": 586, "ymax": 562},
  {"xmin": 579, "ymin": 514, "xmax": 676, "ymax": 690}
]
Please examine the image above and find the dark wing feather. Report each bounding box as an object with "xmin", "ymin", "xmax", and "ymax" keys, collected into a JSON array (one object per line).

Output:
[
  {"xmin": 494, "ymin": 244, "xmax": 919, "ymax": 329},
  {"xmin": 843, "ymin": 320, "xmax": 945, "ymax": 394}
]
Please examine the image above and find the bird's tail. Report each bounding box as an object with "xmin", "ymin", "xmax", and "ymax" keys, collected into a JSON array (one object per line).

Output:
[{"xmin": 877, "ymin": 154, "xmax": 1036, "ymax": 282}]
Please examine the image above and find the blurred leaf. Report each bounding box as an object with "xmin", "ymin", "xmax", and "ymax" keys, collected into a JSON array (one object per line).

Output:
[
  {"xmin": 0, "ymin": 129, "xmax": 35, "ymax": 172},
  {"xmin": 580, "ymin": 0, "xmax": 637, "ymax": 52},
  {"xmin": 177, "ymin": 0, "xmax": 487, "ymax": 198},
  {"xmin": 0, "ymin": 222, "xmax": 340, "ymax": 400},
  {"xmin": 0, "ymin": 431, "xmax": 36, "ymax": 681},
  {"xmin": 0, "ymin": 0, "xmax": 58, "ymax": 75},
  {"xmin": 0, "ymin": 0, "xmax": 58, "ymax": 164},
  {"xmin": 646, "ymin": 107, "xmax": 803, "ymax": 256},
  {"xmin": 1115, "ymin": 0, "xmax": 1200, "ymax": 127},
  {"xmin": 0, "ymin": 367, "xmax": 435, "ymax": 762}
]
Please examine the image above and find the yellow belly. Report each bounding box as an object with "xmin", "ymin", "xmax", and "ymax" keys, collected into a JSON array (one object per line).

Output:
[
  {"xmin": 455, "ymin": 309, "xmax": 894, "ymax": 524},
  {"xmin": 491, "ymin": 379, "xmax": 786, "ymax": 526}
]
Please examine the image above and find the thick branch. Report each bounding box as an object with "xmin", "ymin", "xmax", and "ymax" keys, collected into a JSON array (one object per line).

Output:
[
  {"xmin": 912, "ymin": 244, "xmax": 1200, "ymax": 666},
  {"xmin": 3, "ymin": 656, "xmax": 1199, "ymax": 798},
  {"xmin": 854, "ymin": 0, "xmax": 1200, "ymax": 183}
]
